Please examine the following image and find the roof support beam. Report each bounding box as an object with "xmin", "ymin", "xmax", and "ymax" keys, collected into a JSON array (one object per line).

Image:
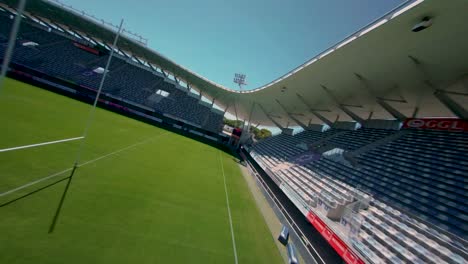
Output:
[
  {"xmin": 233, "ymin": 101, "xmax": 239, "ymax": 122},
  {"xmin": 338, "ymin": 105, "xmax": 365, "ymax": 124},
  {"xmin": 354, "ymin": 73, "xmax": 407, "ymax": 121},
  {"xmin": 246, "ymin": 102, "xmax": 255, "ymax": 132},
  {"xmin": 52, "ymin": 21, "xmax": 72, "ymax": 35},
  {"xmin": 409, "ymin": 55, "xmax": 468, "ymax": 119},
  {"xmin": 311, "ymin": 110, "xmax": 333, "ymax": 127},
  {"xmin": 1, "ymin": 4, "xmax": 21, "ymax": 17},
  {"xmin": 148, "ymin": 63, "xmax": 157, "ymax": 72},
  {"xmin": 257, "ymin": 104, "xmax": 284, "ymax": 130},
  {"xmin": 376, "ymin": 98, "xmax": 407, "ymax": 121},
  {"xmin": 412, "ymin": 107, "xmax": 419, "ymax": 118},
  {"xmin": 54, "ymin": 21, "xmax": 79, "ymax": 39},
  {"xmin": 443, "ymin": 90, "xmax": 468, "ymax": 97},
  {"xmin": 102, "ymin": 42, "xmax": 114, "ymax": 52},
  {"xmin": 67, "ymin": 27, "xmax": 88, "ymax": 40},
  {"xmin": 30, "ymin": 15, "xmax": 59, "ymax": 33},
  {"xmin": 86, "ymin": 34, "xmax": 113, "ymax": 51},
  {"xmin": 82, "ymin": 33, "xmax": 98, "ymax": 43},
  {"xmin": 377, "ymin": 97, "xmax": 407, "ymax": 103},
  {"xmin": 296, "ymin": 93, "xmax": 333, "ymax": 126},
  {"xmin": 334, "ymin": 114, "xmax": 340, "ymax": 122},
  {"xmin": 117, "ymin": 48, "xmax": 131, "ymax": 58},
  {"xmin": 289, "ymin": 114, "xmax": 308, "ymax": 130},
  {"xmin": 132, "ymin": 55, "xmax": 145, "ymax": 66},
  {"xmin": 275, "ymin": 99, "xmax": 309, "ymax": 130},
  {"xmin": 84, "ymin": 34, "xmax": 111, "ymax": 50},
  {"xmin": 321, "ymin": 85, "xmax": 365, "ymax": 123},
  {"xmin": 433, "ymin": 90, "xmax": 468, "ymax": 119}
]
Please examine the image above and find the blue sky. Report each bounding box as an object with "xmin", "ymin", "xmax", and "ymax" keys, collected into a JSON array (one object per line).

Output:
[{"xmin": 61, "ymin": 0, "xmax": 405, "ymax": 90}]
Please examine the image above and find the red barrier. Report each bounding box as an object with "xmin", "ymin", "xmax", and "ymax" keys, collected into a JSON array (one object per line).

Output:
[
  {"xmin": 329, "ymin": 234, "xmax": 347, "ymax": 257},
  {"xmin": 306, "ymin": 211, "xmax": 364, "ymax": 264},
  {"xmin": 231, "ymin": 127, "xmax": 242, "ymax": 138},
  {"xmin": 306, "ymin": 211, "xmax": 316, "ymax": 223},
  {"xmin": 403, "ymin": 118, "xmax": 468, "ymax": 131},
  {"xmin": 73, "ymin": 42, "xmax": 100, "ymax": 55}
]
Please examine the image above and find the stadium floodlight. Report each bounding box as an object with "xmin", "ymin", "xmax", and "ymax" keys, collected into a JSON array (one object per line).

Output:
[{"xmin": 233, "ymin": 73, "xmax": 247, "ymax": 91}]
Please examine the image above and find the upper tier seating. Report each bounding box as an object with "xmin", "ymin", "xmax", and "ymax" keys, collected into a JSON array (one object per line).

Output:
[{"xmin": 0, "ymin": 14, "xmax": 223, "ymax": 133}]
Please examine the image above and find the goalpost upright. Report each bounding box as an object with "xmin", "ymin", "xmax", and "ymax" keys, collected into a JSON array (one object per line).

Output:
[
  {"xmin": 0, "ymin": 0, "xmax": 26, "ymax": 94},
  {"xmin": 49, "ymin": 19, "xmax": 125, "ymax": 233}
]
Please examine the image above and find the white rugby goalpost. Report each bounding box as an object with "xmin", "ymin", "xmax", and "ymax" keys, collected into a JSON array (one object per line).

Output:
[{"xmin": 0, "ymin": 0, "xmax": 126, "ymax": 232}]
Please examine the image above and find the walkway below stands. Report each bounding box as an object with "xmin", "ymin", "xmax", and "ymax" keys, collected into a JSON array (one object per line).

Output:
[{"xmin": 244, "ymin": 151, "xmax": 342, "ymax": 264}]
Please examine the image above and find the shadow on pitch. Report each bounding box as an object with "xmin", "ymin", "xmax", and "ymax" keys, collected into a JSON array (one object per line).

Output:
[{"xmin": 0, "ymin": 176, "xmax": 70, "ymax": 208}]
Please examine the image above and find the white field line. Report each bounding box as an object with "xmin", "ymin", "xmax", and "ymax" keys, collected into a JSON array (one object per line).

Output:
[
  {"xmin": 0, "ymin": 132, "xmax": 168, "ymax": 197},
  {"xmin": 218, "ymin": 151, "xmax": 239, "ymax": 264},
  {"xmin": 78, "ymin": 132, "xmax": 167, "ymax": 167},
  {"xmin": 0, "ymin": 136, "xmax": 84, "ymax": 153},
  {"xmin": 0, "ymin": 168, "xmax": 73, "ymax": 197}
]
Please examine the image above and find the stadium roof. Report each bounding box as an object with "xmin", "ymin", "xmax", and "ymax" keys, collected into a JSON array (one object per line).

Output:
[{"xmin": 3, "ymin": 0, "xmax": 468, "ymax": 127}]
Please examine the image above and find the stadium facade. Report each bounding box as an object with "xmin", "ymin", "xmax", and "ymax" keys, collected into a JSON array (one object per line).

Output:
[{"xmin": 0, "ymin": 0, "xmax": 467, "ymax": 263}]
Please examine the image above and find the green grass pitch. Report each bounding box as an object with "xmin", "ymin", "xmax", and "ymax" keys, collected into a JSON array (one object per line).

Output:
[{"xmin": 0, "ymin": 78, "xmax": 282, "ymax": 264}]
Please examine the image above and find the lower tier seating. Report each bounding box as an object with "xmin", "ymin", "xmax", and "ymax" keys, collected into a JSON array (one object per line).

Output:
[{"xmin": 249, "ymin": 127, "xmax": 467, "ymax": 263}]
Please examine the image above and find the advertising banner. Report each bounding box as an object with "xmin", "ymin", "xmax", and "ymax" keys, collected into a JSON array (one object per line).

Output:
[
  {"xmin": 73, "ymin": 42, "xmax": 100, "ymax": 55},
  {"xmin": 403, "ymin": 118, "xmax": 468, "ymax": 131},
  {"xmin": 306, "ymin": 211, "xmax": 364, "ymax": 264}
]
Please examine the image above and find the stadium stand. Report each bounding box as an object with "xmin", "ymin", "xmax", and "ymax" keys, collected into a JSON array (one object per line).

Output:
[
  {"xmin": 248, "ymin": 126, "xmax": 467, "ymax": 263},
  {"xmin": 0, "ymin": 12, "xmax": 223, "ymax": 133},
  {"xmin": 1, "ymin": 1, "xmax": 467, "ymax": 263}
]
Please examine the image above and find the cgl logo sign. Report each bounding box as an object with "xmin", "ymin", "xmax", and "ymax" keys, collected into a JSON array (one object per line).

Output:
[{"xmin": 403, "ymin": 118, "xmax": 468, "ymax": 131}]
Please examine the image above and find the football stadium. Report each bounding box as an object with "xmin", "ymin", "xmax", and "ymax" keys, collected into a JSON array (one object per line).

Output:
[{"xmin": 0, "ymin": 0, "xmax": 467, "ymax": 263}]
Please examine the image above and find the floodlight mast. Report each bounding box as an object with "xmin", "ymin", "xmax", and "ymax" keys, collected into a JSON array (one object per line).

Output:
[
  {"xmin": 232, "ymin": 73, "xmax": 247, "ymax": 128},
  {"xmin": 233, "ymin": 73, "xmax": 247, "ymax": 91}
]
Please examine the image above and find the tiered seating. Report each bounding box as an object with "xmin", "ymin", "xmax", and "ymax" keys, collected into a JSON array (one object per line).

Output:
[
  {"xmin": 252, "ymin": 129, "xmax": 339, "ymax": 166},
  {"xmin": 355, "ymin": 129, "xmax": 467, "ymax": 235},
  {"xmin": 0, "ymin": 14, "xmax": 223, "ymax": 133},
  {"xmin": 249, "ymin": 127, "xmax": 467, "ymax": 263},
  {"xmin": 356, "ymin": 200, "xmax": 465, "ymax": 263},
  {"xmin": 0, "ymin": 13, "xmax": 12, "ymax": 39},
  {"xmin": 327, "ymin": 128, "xmax": 395, "ymax": 150},
  {"xmin": 204, "ymin": 111, "xmax": 224, "ymax": 133}
]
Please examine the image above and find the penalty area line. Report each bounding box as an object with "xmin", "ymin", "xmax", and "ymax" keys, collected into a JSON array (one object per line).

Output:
[
  {"xmin": 0, "ymin": 132, "xmax": 168, "ymax": 197},
  {"xmin": 0, "ymin": 136, "xmax": 84, "ymax": 153}
]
